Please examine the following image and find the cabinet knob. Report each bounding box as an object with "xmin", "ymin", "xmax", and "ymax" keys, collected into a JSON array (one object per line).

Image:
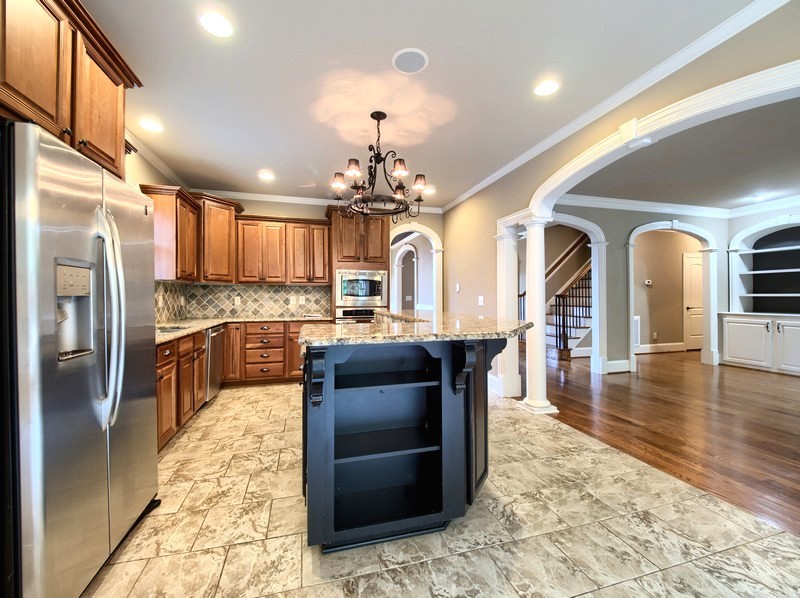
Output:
[
  {"xmin": 260, "ymin": 353, "xmax": 270, "ymax": 358},
  {"xmin": 260, "ymin": 367, "xmax": 270, "ymax": 373},
  {"xmin": 260, "ymin": 326, "xmax": 270, "ymax": 331},
  {"xmin": 163, "ymin": 349, "xmax": 172, "ymax": 356},
  {"xmin": 260, "ymin": 339, "xmax": 270, "ymax": 344},
  {"xmin": 78, "ymin": 138, "xmax": 88, "ymax": 147},
  {"xmin": 158, "ymin": 374, "xmax": 165, "ymax": 381},
  {"xmin": 62, "ymin": 127, "xmax": 73, "ymax": 136}
]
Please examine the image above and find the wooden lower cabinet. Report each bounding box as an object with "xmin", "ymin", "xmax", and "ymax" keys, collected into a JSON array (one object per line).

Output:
[
  {"xmin": 177, "ymin": 338, "xmax": 195, "ymax": 426},
  {"xmin": 193, "ymin": 332, "xmax": 207, "ymax": 411},
  {"xmin": 287, "ymin": 322, "xmax": 304, "ymax": 377},
  {"xmin": 156, "ymin": 341, "xmax": 178, "ymax": 451},
  {"xmin": 223, "ymin": 323, "xmax": 242, "ymax": 380}
]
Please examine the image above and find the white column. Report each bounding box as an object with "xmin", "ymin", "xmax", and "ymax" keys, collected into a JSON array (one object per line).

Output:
[
  {"xmin": 588, "ymin": 241, "xmax": 609, "ymax": 374},
  {"xmin": 627, "ymin": 241, "xmax": 638, "ymax": 372},
  {"xmin": 431, "ymin": 247, "xmax": 444, "ymax": 314},
  {"xmin": 494, "ymin": 230, "xmax": 521, "ymax": 397},
  {"xmin": 700, "ymin": 247, "xmax": 720, "ymax": 365},
  {"xmin": 523, "ymin": 219, "xmax": 558, "ymax": 414}
]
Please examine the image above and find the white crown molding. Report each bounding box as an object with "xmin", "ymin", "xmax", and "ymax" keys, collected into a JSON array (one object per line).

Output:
[
  {"xmin": 190, "ymin": 188, "xmax": 444, "ymax": 214},
  {"xmin": 558, "ymin": 193, "xmax": 800, "ymax": 219},
  {"xmin": 442, "ymin": 0, "xmax": 788, "ymax": 213},
  {"xmin": 124, "ymin": 129, "xmax": 189, "ymax": 188}
]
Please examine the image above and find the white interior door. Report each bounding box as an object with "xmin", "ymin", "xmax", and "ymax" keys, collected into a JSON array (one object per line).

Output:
[{"xmin": 683, "ymin": 253, "xmax": 703, "ymax": 350}]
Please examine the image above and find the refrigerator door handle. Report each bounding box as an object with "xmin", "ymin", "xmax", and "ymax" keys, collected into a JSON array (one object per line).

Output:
[
  {"xmin": 106, "ymin": 210, "xmax": 126, "ymax": 427},
  {"xmin": 96, "ymin": 207, "xmax": 120, "ymax": 431}
]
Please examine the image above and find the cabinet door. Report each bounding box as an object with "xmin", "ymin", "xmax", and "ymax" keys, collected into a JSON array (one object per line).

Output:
[
  {"xmin": 177, "ymin": 353, "xmax": 195, "ymax": 426},
  {"xmin": 263, "ymin": 222, "xmax": 286, "ymax": 283},
  {"xmin": 223, "ymin": 323, "xmax": 241, "ymax": 380},
  {"xmin": 193, "ymin": 349, "xmax": 207, "ymax": 410},
  {"xmin": 287, "ymin": 326, "xmax": 303, "ymax": 378},
  {"xmin": 237, "ymin": 220, "xmax": 262, "ymax": 283},
  {"xmin": 156, "ymin": 361, "xmax": 177, "ymax": 450},
  {"xmin": 176, "ymin": 199, "xmax": 198, "ymax": 281},
  {"xmin": 72, "ymin": 32, "xmax": 125, "ymax": 178},
  {"xmin": 0, "ymin": 0, "xmax": 72, "ymax": 139},
  {"xmin": 334, "ymin": 212, "xmax": 361, "ymax": 262},
  {"xmin": 310, "ymin": 224, "xmax": 330, "ymax": 283},
  {"xmin": 722, "ymin": 317, "xmax": 773, "ymax": 368},
  {"xmin": 203, "ymin": 202, "xmax": 236, "ymax": 282},
  {"xmin": 286, "ymin": 223, "xmax": 309, "ymax": 283},
  {"xmin": 363, "ymin": 217, "xmax": 388, "ymax": 264},
  {"xmin": 775, "ymin": 320, "xmax": 800, "ymax": 374}
]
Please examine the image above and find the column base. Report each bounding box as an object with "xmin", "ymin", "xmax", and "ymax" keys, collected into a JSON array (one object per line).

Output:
[{"xmin": 520, "ymin": 397, "xmax": 559, "ymax": 415}]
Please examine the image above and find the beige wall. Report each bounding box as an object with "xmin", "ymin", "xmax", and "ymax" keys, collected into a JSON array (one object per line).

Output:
[
  {"xmin": 634, "ymin": 231, "xmax": 702, "ymax": 345},
  {"xmin": 125, "ymin": 152, "xmax": 176, "ymax": 187}
]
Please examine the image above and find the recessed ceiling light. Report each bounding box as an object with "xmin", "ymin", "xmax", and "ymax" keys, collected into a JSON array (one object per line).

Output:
[
  {"xmin": 534, "ymin": 79, "xmax": 560, "ymax": 96},
  {"xmin": 752, "ymin": 194, "xmax": 767, "ymax": 202},
  {"xmin": 139, "ymin": 117, "xmax": 164, "ymax": 133},
  {"xmin": 198, "ymin": 12, "xmax": 233, "ymax": 37},
  {"xmin": 257, "ymin": 169, "xmax": 275, "ymax": 182},
  {"xmin": 393, "ymin": 48, "xmax": 429, "ymax": 74}
]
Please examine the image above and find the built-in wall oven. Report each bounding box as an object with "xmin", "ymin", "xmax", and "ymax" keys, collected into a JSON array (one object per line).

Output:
[{"xmin": 335, "ymin": 269, "xmax": 387, "ymax": 307}]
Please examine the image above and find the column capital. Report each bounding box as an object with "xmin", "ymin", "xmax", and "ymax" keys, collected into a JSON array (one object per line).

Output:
[
  {"xmin": 588, "ymin": 241, "xmax": 609, "ymax": 248},
  {"xmin": 430, "ymin": 248, "xmax": 444, "ymax": 254},
  {"xmin": 699, "ymin": 247, "xmax": 719, "ymax": 253},
  {"xmin": 521, "ymin": 217, "xmax": 551, "ymax": 230},
  {"xmin": 494, "ymin": 233, "xmax": 517, "ymax": 241}
]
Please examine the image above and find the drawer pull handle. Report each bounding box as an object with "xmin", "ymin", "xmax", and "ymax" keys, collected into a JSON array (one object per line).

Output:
[
  {"xmin": 260, "ymin": 339, "xmax": 270, "ymax": 344},
  {"xmin": 260, "ymin": 326, "xmax": 270, "ymax": 331},
  {"xmin": 163, "ymin": 349, "xmax": 172, "ymax": 356},
  {"xmin": 261, "ymin": 353, "xmax": 270, "ymax": 358},
  {"xmin": 62, "ymin": 127, "xmax": 73, "ymax": 136},
  {"xmin": 260, "ymin": 368, "xmax": 270, "ymax": 373}
]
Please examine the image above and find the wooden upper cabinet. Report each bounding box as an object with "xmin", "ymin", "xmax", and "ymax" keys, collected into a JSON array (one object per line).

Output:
[
  {"xmin": 287, "ymin": 222, "xmax": 330, "ymax": 284},
  {"xmin": 0, "ymin": 0, "xmax": 141, "ymax": 175},
  {"xmin": 328, "ymin": 208, "xmax": 389, "ymax": 270},
  {"xmin": 237, "ymin": 219, "xmax": 286, "ymax": 284},
  {"xmin": 141, "ymin": 185, "xmax": 200, "ymax": 282},
  {"xmin": 363, "ymin": 217, "xmax": 388, "ymax": 264},
  {"xmin": 0, "ymin": 0, "xmax": 73, "ymax": 139},
  {"xmin": 192, "ymin": 192, "xmax": 243, "ymax": 283}
]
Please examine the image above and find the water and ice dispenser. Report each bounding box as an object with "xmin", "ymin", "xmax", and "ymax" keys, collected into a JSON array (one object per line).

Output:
[{"xmin": 56, "ymin": 264, "xmax": 94, "ymax": 361}]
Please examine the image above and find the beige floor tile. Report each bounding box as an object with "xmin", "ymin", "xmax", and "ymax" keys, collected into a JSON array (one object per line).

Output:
[
  {"xmin": 181, "ymin": 475, "xmax": 249, "ymax": 511},
  {"xmin": 692, "ymin": 543, "xmax": 800, "ymax": 596},
  {"xmin": 533, "ymin": 482, "xmax": 620, "ymax": 526},
  {"xmin": 128, "ymin": 547, "xmax": 226, "ymax": 598},
  {"xmin": 261, "ymin": 430, "xmax": 303, "ymax": 450},
  {"xmin": 634, "ymin": 562, "xmax": 739, "ymax": 597},
  {"xmin": 244, "ymin": 418, "xmax": 286, "ymax": 436},
  {"xmin": 217, "ymin": 535, "xmax": 302, "ymax": 597},
  {"xmin": 374, "ymin": 532, "xmax": 450, "ymax": 570},
  {"xmin": 278, "ymin": 447, "xmax": 303, "ymax": 470},
  {"xmin": 200, "ymin": 421, "xmax": 248, "ymax": 440},
  {"xmin": 302, "ymin": 535, "xmax": 381, "ymax": 586},
  {"xmin": 152, "ymin": 479, "xmax": 194, "ymax": 514},
  {"xmin": 440, "ymin": 503, "xmax": 513, "ymax": 553},
  {"xmin": 193, "ymin": 500, "xmax": 272, "ymax": 550},
  {"xmin": 226, "ymin": 450, "xmax": 281, "ymax": 477},
  {"xmin": 245, "ymin": 467, "xmax": 302, "ymax": 502},
  {"xmin": 745, "ymin": 532, "xmax": 800, "ymax": 578},
  {"xmin": 489, "ymin": 460, "xmax": 549, "ymax": 496},
  {"xmin": 691, "ymin": 493, "xmax": 783, "ymax": 537},
  {"xmin": 487, "ymin": 534, "xmax": 598, "ymax": 597},
  {"xmin": 109, "ymin": 510, "xmax": 207, "ymax": 563},
  {"xmin": 158, "ymin": 439, "xmax": 220, "ymax": 466},
  {"xmin": 168, "ymin": 454, "xmax": 232, "ymax": 482},
  {"xmin": 483, "ymin": 492, "xmax": 569, "ymax": 540},
  {"xmin": 268, "ymin": 495, "xmax": 307, "ymax": 538},
  {"xmin": 212, "ymin": 434, "xmax": 264, "ymax": 456},
  {"xmin": 585, "ymin": 467, "xmax": 704, "ymax": 513},
  {"xmin": 271, "ymin": 581, "xmax": 346, "ymax": 597},
  {"xmin": 80, "ymin": 560, "xmax": 147, "ymax": 597}
]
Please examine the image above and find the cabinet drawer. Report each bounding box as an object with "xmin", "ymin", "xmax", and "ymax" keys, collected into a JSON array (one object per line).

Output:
[
  {"xmin": 156, "ymin": 341, "xmax": 177, "ymax": 365},
  {"xmin": 245, "ymin": 348, "xmax": 285, "ymax": 364},
  {"xmin": 245, "ymin": 322, "xmax": 285, "ymax": 335},
  {"xmin": 244, "ymin": 363, "xmax": 285, "ymax": 379},
  {"xmin": 177, "ymin": 335, "xmax": 194, "ymax": 356},
  {"xmin": 288, "ymin": 321, "xmax": 304, "ymax": 334},
  {"xmin": 193, "ymin": 331, "xmax": 206, "ymax": 350},
  {"xmin": 244, "ymin": 334, "xmax": 285, "ymax": 349}
]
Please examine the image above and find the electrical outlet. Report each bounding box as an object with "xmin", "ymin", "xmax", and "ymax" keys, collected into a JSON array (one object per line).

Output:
[
  {"xmin": 405, "ymin": 295, "xmax": 412, "ymax": 301},
  {"xmin": 289, "ymin": 295, "xmax": 296, "ymax": 305},
  {"xmin": 652, "ymin": 332, "xmax": 658, "ymax": 340},
  {"xmin": 156, "ymin": 295, "xmax": 163, "ymax": 308},
  {"xmin": 456, "ymin": 283, "xmax": 460, "ymax": 293},
  {"xmin": 299, "ymin": 296, "xmax": 306, "ymax": 305},
  {"xmin": 234, "ymin": 295, "xmax": 241, "ymax": 306},
  {"xmin": 478, "ymin": 295, "xmax": 484, "ymax": 306},
  {"xmin": 179, "ymin": 296, "xmax": 185, "ymax": 306}
]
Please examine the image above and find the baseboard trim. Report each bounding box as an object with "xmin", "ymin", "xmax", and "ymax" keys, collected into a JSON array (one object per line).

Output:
[
  {"xmin": 571, "ymin": 347, "xmax": 592, "ymax": 358},
  {"xmin": 635, "ymin": 343, "xmax": 685, "ymax": 354},
  {"xmin": 606, "ymin": 360, "xmax": 631, "ymax": 373},
  {"xmin": 488, "ymin": 373, "xmax": 521, "ymax": 398}
]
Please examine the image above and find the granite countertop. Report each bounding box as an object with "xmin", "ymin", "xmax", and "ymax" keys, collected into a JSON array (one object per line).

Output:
[
  {"xmin": 155, "ymin": 315, "xmax": 331, "ymax": 344},
  {"xmin": 299, "ymin": 310, "xmax": 533, "ymax": 347}
]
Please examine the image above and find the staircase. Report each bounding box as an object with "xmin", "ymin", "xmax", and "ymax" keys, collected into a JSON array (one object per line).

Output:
[{"xmin": 546, "ymin": 264, "xmax": 592, "ymax": 360}]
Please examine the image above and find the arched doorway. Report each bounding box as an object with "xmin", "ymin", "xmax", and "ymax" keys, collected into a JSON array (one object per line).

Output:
[{"xmin": 389, "ymin": 223, "xmax": 444, "ymax": 313}]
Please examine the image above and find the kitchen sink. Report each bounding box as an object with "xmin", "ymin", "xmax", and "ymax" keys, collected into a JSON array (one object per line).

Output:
[{"xmin": 157, "ymin": 325, "xmax": 192, "ymax": 334}]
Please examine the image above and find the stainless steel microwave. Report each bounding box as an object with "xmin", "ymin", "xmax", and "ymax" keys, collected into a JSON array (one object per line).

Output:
[{"xmin": 335, "ymin": 269, "xmax": 387, "ymax": 307}]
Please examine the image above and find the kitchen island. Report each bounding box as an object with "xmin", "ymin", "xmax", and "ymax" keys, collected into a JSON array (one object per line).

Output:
[{"xmin": 298, "ymin": 312, "xmax": 532, "ymax": 552}]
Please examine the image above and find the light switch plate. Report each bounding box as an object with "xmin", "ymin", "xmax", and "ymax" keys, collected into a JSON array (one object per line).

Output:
[{"xmin": 478, "ymin": 295, "xmax": 484, "ymax": 306}]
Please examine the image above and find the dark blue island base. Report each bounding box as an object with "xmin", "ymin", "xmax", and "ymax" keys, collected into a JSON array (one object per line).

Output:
[{"xmin": 301, "ymin": 338, "xmax": 506, "ymax": 552}]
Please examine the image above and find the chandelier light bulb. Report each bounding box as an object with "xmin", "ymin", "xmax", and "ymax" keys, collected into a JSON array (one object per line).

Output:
[
  {"xmin": 345, "ymin": 159, "xmax": 361, "ymax": 178},
  {"xmin": 332, "ymin": 172, "xmax": 346, "ymax": 190},
  {"xmin": 412, "ymin": 174, "xmax": 427, "ymax": 190},
  {"xmin": 391, "ymin": 159, "xmax": 408, "ymax": 178}
]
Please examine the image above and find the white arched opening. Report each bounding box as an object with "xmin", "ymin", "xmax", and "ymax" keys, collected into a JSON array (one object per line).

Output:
[
  {"xmin": 390, "ymin": 223, "xmax": 444, "ymax": 314},
  {"xmin": 496, "ymin": 61, "xmax": 800, "ymax": 412},
  {"xmin": 392, "ymin": 244, "xmax": 417, "ymax": 312},
  {"xmin": 627, "ymin": 220, "xmax": 720, "ymax": 371}
]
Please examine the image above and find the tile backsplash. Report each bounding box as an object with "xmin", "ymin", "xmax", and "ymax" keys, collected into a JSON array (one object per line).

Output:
[{"xmin": 155, "ymin": 281, "xmax": 331, "ymax": 322}]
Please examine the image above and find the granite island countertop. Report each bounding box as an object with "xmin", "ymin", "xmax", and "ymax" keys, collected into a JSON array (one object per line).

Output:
[{"xmin": 298, "ymin": 310, "xmax": 533, "ymax": 347}]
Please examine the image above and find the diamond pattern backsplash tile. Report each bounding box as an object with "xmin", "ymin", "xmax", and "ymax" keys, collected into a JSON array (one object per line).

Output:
[
  {"xmin": 155, "ymin": 281, "xmax": 187, "ymax": 323},
  {"xmin": 184, "ymin": 284, "xmax": 331, "ymax": 319}
]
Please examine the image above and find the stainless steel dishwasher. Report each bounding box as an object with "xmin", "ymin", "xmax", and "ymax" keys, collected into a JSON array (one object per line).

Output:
[{"xmin": 206, "ymin": 325, "xmax": 225, "ymax": 402}]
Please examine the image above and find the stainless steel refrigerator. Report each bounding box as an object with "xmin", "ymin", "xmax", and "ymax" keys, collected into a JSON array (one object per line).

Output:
[{"xmin": 1, "ymin": 122, "xmax": 158, "ymax": 597}]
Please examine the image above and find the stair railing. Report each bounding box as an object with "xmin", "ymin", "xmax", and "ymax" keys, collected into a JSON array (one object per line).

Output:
[{"xmin": 553, "ymin": 264, "xmax": 592, "ymax": 360}]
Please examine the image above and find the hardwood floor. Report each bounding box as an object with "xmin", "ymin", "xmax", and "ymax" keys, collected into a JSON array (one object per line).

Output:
[{"xmin": 543, "ymin": 351, "xmax": 800, "ymax": 534}]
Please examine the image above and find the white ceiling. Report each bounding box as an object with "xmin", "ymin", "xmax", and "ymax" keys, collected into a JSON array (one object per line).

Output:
[
  {"xmin": 82, "ymin": 0, "xmax": 761, "ymax": 208},
  {"xmin": 570, "ymin": 97, "xmax": 800, "ymax": 208}
]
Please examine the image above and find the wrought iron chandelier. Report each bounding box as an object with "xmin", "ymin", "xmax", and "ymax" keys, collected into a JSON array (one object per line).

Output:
[{"xmin": 331, "ymin": 111, "xmax": 428, "ymax": 223}]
